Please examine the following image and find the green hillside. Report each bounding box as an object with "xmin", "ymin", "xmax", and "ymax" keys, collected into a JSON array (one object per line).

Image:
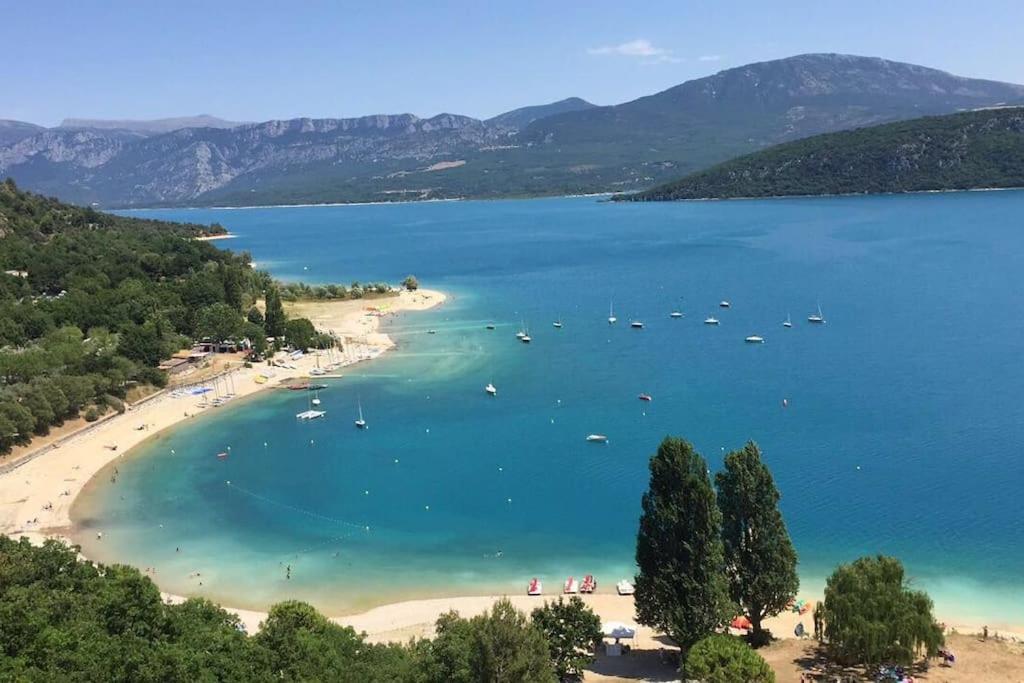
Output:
[{"xmin": 624, "ymin": 108, "xmax": 1024, "ymax": 201}]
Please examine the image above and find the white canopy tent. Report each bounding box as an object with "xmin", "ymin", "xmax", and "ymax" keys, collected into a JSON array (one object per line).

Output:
[{"xmin": 601, "ymin": 621, "xmax": 637, "ymax": 657}]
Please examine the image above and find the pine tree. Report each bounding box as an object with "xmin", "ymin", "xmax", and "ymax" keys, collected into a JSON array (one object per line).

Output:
[
  {"xmin": 715, "ymin": 442, "xmax": 799, "ymax": 644},
  {"xmin": 635, "ymin": 436, "xmax": 733, "ymax": 649},
  {"xmin": 264, "ymin": 286, "xmax": 286, "ymax": 339}
]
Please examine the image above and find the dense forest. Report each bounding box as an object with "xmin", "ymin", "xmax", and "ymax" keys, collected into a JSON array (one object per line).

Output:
[
  {"xmin": 623, "ymin": 107, "xmax": 1024, "ymax": 201},
  {"xmin": 0, "ymin": 179, "xmax": 339, "ymax": 456},
  {"xmin": 0, "ymin": 536, "xmax": 604, "ymax": 682}
]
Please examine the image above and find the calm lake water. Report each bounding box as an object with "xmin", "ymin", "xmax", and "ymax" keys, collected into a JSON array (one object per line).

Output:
[{"xmin": 74, "ymin": 193, "xmax": 1024, "ymax": 620}]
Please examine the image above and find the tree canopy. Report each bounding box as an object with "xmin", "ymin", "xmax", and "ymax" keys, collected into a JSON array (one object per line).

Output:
[
  {"xmin": 684, "ymin": 634, "xmax": 775, "ymax": 683},
  {"xmin": 634, "ymin": 436, "xmax": 733, "ymax": 649},
  {"xmin": 530, "ymin": 596, "xmax": 602, "ymax": 679},
  {"xmin": 822, "ymin": 555, "xmax": 944, "ymax": 667},
  {"xmin": 715, "ymin": 441, "xmax": 799, "ymax": 643}
]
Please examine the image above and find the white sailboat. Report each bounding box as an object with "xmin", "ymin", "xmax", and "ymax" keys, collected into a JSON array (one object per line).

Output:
[
  {"xmin": 808, "ymin": 303, "xmax": 826, "ymax": 324},
  {"xmin": 354, "ymin": 399, "xmax": 367, "ymax": 429},
  {"xmin": 783, "ymin": 314, "xmax": 792, "ymax": 328},
  {"xmin": 704, "ymin": 316, "xmax": 720, "ymax": 325},
  {"xmin": 311, "ymin": 390, "xmax": 322, "ymax": 406},
  {"xmin": 296, "ymin": 391, "xmax": 325, "ymax": 420},
  {"xmin": 608, "ymin": 301, "xmax": 617, "ymax": 324}
]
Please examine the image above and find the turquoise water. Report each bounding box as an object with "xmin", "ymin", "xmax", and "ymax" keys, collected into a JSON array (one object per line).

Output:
[{"xmin": 75, "ymin": 193, "xmax": 1024, "ymax": 620}]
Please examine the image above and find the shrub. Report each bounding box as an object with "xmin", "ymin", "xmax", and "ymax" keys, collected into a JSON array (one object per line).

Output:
[
  {"xmin": 84, "ymin": 407, "xmax": 100, "ymax": 422},
  {"xmin": 685, "ymin": 634, "xmax": 774, "ymax": 682}
]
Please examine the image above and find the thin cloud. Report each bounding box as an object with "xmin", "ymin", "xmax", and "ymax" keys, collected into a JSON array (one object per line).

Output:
[
  {"xmin": 587, "ymin": 39, "xmax": 679, "ymax": 64},
  {"xmin": 698, "ymin": 55, "xmax": 722, "ymax": 62}
]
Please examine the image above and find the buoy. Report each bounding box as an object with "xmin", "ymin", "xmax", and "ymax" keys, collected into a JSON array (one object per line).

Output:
[
  {"xmin": 498, "ymin": 467, "xmax": 503, "ymax": 472},
  {"xmin": 364, "ymin": 490, "xmax": 369, "ymax": 495},
  {"xmin": 425, "ymin": 428, "xmax": 430, "ymax": 433},
  {"xmin": 507, "ymin": 498, "xmax": 512, "ymax": 503},
  {"xmin": 424, "ymin": 505, "xmax": 430, "ymax": 511},
  {"xmin": 264, "ymin": 442, "xmax": 268, "ymax": 447},
  {"xmin": 226, "ymin": 480, "xmax": 231, "ymax": 485},
  {"xmin": 394, "ymin": 458, "xmax": 399, "ymax": 464},
  {"xmin": 170, "ymin": 449, "xmax": 175, "ymax": 454}
]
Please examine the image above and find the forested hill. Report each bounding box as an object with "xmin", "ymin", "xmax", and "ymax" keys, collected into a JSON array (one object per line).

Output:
[
  {"xmin": 622, "ymin": 108, "xmax": 1024, "ymax": 201},
  {"xmin": 0, "ymin": 179, "xmax": 225, "ymax": 240},
  {"xmin": 0, "ymin": 180, "xmax": 260, "ymax": 456}
]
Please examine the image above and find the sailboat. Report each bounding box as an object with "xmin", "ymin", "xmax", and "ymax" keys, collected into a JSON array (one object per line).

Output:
[
  {"xmin": 808, "ymin": 303, "xmax": 826, "ymax": 324},
  {"xmin": 704, "ymin": 316, "xmax": 720, "ymax": 325},
  {"xmin": 552, "ymin": 319, "xmax": 563, "ymax": 329},
  {"xmin": 608, "ymin": 301, "xmax": 617, "ymax": 324},
  {"xmin": 516, "ymin": 319, "xmax": 526, "ymax": 339},
  {"xmin": 311, "ymin": 390, "xmax": 322, "ymax": 406},
  {"xmin": 520, "ymin": 323, "xmax": 532, "ymax": 343},
  {"xmin": 296, "ymin": 390, "xmax": 325, "ymax": 420},
  {"xmin": 354, "ymin": 400, "xmax": 367, "ymax": 429},
  {"xmin": 783, "ymin": 314, "xmax": 792, "ymax": 328}
]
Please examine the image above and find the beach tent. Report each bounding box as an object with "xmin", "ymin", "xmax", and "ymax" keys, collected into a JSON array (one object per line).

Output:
[{"xmin": 602, "ymin": 621, "xmax": 636, "ymax": 640}]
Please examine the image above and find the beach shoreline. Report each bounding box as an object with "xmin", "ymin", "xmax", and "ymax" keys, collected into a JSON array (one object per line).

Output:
[
  {"xmin": 4, "ymin": 283, "xmax": 1022, "ymax": 647},
  {"xmin": 0, "ymin": 287, "xmax": 445, "ymax": 542}
]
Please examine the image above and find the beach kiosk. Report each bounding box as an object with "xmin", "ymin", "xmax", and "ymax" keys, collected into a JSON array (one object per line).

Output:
[{"xmin": 601, "ymin": 621, "xmax": 636, "ymax": 656}]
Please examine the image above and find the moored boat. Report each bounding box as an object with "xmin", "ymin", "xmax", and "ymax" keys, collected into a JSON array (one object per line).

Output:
[
  {"xmin": 485, "ymin": 383, "xmax": 497, "ymax": 396},
  {"xmin": 704, "ymin": 316, "xmax": 720, "ymax": 325},
  {"xmin": 638, "ymin": 393, "xmax": 652, "ymax": 402},
  {"xmin": 586, "ymin": 434, "xmax": 608, "ymax": 443},
  {"xmin": 745, "ymin": 335, "xmax": 765, "ymax": 344}
]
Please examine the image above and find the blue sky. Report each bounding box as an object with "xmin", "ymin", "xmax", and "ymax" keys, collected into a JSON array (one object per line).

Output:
[{"xmin": 4, "ymin": 0, "xmax": 1024, "ymax": 126}]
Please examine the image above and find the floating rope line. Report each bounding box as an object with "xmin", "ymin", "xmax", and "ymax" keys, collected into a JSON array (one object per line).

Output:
[{"xmin": 225, "ymin": 480, "xmax": 369, "ymax": 532}]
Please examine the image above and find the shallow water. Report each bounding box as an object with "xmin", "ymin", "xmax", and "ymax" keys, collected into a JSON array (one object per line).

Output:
[{"xmin": 75, "ymin": 193, "xmax": 1024, "ymax": 619}]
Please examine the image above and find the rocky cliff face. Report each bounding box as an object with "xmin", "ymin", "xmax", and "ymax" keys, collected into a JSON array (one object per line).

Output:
[{"xmin": 4, "ymin": 54, "xmax": 1024, "ymax": 207}]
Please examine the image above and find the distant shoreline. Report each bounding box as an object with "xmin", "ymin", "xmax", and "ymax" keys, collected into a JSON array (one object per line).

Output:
[
  {"xmin": 112, "ymin": 192, "xmax": 616, "ymax": 213},
  {"xmin": 616, "ymin": 185, "xmax": 1024, "ymax": 204}
]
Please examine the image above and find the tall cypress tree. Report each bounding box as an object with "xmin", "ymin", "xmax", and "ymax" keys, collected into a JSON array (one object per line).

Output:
[
  {"xmin": 264, "ymin": 286, "xmax": 286, "ymax": 339},
  {"xmin": 635, "ymin": 436, "xmax": 732, "ymax": 649},
  {"xmin": 715, "ymin": 441, "xmax": 799, "ymax": 644}
]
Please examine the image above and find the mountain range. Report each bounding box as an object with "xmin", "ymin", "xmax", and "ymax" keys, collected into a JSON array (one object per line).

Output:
[{"xmin": 3, "ymin": 53, "xmax": 1023, "ymax": 208}]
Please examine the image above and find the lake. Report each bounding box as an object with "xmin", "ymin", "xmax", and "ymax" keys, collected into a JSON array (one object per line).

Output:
[{"xmin": 73, "ymin": 192, "xmax": 1024, "ymax": 622}]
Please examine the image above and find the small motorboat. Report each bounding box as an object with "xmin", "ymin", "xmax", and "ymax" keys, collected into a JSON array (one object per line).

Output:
[
  {"xmin": 586, "ymin": 434, "xmax": 609, "ymax": 443},
  {"xmin": 515, "ymin": 330, "xmax": 526, "ymax": 339},
  {"xmin": 486, "ymin": 323, "xmax": 496, "ymax": 330},
  {"xmin": 580, "ymin": 575, "xmax": 596, "ymax": 593},
  {"xmin": 630, "ymin": 321, "xmax": 644, "ymax": 329},
  {"xmin": 428, "ymin": 329, "xmax": 437, "ymax": 335},
  {"xmin": 216, "ymin": 451, "xmax": 228, "ymax": 459},
  {"xmin": 288, "ymin": 383, "xmax": 311, "ymax": 391},
  {"xmin": 528, "ymin": 578, "xmax": 543, "ymax": 596},
  {"xmin": 485, "ymin": 383, "xmax": 497, "ymax": 396},
  {"xmin": 564, "ymin": 576, "xmax": 579, "ymax": 594},
  {"xmin": 553, "ymin": 320, "xmax": 563, "ymax": 329},
  {"xmin": 745, "ymin": 335, "xmax": 765, "ymax": 344},
  {"xmin": 704, "ymin": 317, "xmax": 720, "ymax": 325},
  {"xmin": 616, "ymin": 580, "xmax": 635, "ymax": 595},
  {"xmin": 521, "ymin": 334, "xmax": 532, "ymax": 344},
  {"xmin": 719, "ymin": 300, "xmax": 731, "ymax": 308},
  {"xmin": 638, "ymin": 393, "xmax": 652, "ymax": 402},
  {"xmin": 670, "ymin": 311, "xmax": 683, "ymax": 318}
]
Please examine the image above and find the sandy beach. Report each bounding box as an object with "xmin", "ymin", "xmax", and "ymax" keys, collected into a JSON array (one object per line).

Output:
[{"xmin": 0, "ymin": 288, "xmax": 445, "ymax": 543}]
